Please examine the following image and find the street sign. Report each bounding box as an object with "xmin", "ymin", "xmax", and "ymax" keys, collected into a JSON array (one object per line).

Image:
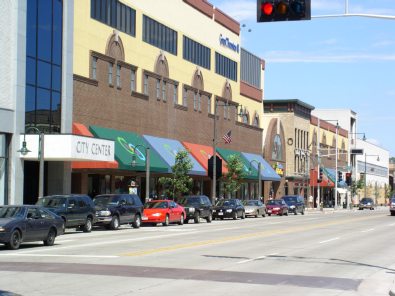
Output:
[{"xmin": 351, "ymin": 148, "xmax": 364, "ymax": 155}]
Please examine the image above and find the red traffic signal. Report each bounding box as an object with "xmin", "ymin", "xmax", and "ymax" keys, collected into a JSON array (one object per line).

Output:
[
  {"xmin": 345, "ymin": 172, "xmax": 352, "ymax": 186},
  {"xmin": 257, "ymin": 0, "xmax": 311, "ymax": 22}
]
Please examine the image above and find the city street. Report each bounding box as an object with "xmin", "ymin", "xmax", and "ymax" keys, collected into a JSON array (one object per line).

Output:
[{"xmin": 0, "ymin": 209, "xmax": 394, "ymax": 296}]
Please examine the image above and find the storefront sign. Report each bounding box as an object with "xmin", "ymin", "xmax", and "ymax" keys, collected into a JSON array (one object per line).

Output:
[
  {"xmin": 272, "ymin": 162, "xmax": 284, "ymax": 176},
  {"xmin": 219, "ymin": 34, "xmax": 240, "ymax": 53},
  {"xmin": 19, "ymin": 134, "xmax": 115, "ymax": 161}
]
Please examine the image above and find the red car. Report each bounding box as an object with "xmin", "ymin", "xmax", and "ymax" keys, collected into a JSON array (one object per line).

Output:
[
  {"xmin": 142, "ymin": 200, "xmax": 186, "ymax": 226},
  {"xmin": 266, "ymin": 199, "xmax": 289, "ymax": 216}
]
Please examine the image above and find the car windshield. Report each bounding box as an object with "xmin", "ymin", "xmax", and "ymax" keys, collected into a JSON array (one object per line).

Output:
[
  {"xmin": 94, "ymin": 195, "xmax": 121, "ymax": 206},
  {"xmin": 0, "ymin": 207, "xmax": 24, "ymax": 218},
  {"xmin": 243, "ymin": 200, "xmax": 259, "ymax": 206},
  {"xmin": 37, "ymin": 197, "xmax": 67, "ymax": 208},
  {"xmin": 144, "ymin": 201, "xmax": 168, "ymax": 209},
  {"xmin": 216, "ymin": 200, "xmax": 236, "ymax": 207},
  {"xmin": 179, "ymin": 197, "xmax": 200, "ymax": 206},
  {"xmin": 361, "ymin": 198, "xmax": 373, "ymax": 203},
  {"xmin": 282, "ymin": 196, "xmax": 297, "ymax": 203},
  {"xmin": 267, "ymin": 200, "xmax": 282, "ymax": 206}
]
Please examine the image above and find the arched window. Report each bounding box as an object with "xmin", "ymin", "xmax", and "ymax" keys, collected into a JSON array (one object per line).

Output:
[
  {"xmin": 253, "ymin": 113, "xmax": 259, "ymax": 127},
  {"xmin": 272, "ymin": 134, "xmax": 283, "ymax": 161}
]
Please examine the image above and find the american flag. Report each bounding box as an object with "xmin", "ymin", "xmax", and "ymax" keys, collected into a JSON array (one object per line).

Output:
[{"xmin": 223, "ymin": 130, "xmax": 232, "ymax": 144}]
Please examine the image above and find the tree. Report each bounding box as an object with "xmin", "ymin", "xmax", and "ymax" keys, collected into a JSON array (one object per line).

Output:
[
  {"xmin": 222, "ymin": 154, "xmax": 246, "ymax": 198},
  {"xmin": 158, "ymin": 150, "xmax": 193, "ymax": 200}
]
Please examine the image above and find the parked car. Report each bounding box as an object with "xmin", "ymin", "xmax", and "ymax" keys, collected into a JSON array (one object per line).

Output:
[
  {"xmin": 178, "ymin": 195, "xmax": 213, "ymax": 223},
  {"xmin": 212, "ymin": 199, "xmax": 245, "ymax": 220},
  {"xmin": 390, "ymin": 197, "xmax": 395, "ymax": 216},
  {"xmin": 93, "ymin": 194, "xmax": 143, "ymax": 230},
  {"xmin": 36, "ymin": 194, "xmax": 96, "ymax": 232},
  {"xmin": 0, "ymin": 205, "xmax": 64, "ymax": 250},
  {"xmin": 266, "ymin": 199, "xmax": 289, "ymax": 216},
  {"xmin": 358, "ymin": 197, "xmax": 375, "ymax": 210},
  {"xmin": 142, "ymin": 200, "xmax": 185, "ymax": 226},
  {"xmin": 282, "ymin": 195, "xmax": 305, "ymax": 215},
  {"xmin": 242, "ymin": 200, "xmax": 266, "ymax": 217}
]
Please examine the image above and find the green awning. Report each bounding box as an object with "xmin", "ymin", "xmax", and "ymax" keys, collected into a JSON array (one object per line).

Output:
[
  {"xmin": 216, "ymin": 148, "xmax": 259, "ymax": 180},
  {"xmin": 89, "ymin": 125, "xmax": 169, "ymax": 172}
]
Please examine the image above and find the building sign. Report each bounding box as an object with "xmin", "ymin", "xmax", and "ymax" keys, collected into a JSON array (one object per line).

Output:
[
  {"xmin": 272, "ymin": 162, "xmax": 284, "ymax": 176},
  {"xmin": 219, "ymin": 34, "xmax": 240, "ymax": 53},
  {"xmin": 19, "ymin": 134, "xmax": 115, "ymax": 161}
]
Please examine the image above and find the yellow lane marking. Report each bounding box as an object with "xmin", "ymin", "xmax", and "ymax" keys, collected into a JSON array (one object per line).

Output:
[{"xmin": 121, "ymin": 214, "xmax": 382, "ymax": 257}]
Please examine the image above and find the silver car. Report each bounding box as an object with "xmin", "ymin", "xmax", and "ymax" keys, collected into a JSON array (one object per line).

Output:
[{"xmin": 242, "ymin": 200, "xmax": 266, "ymax": 218}]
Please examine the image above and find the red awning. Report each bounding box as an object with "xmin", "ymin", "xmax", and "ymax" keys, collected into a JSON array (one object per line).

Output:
[
  {"xmin": 182, "ymin": 142, "xmax": 228, "ymax": 175},
  {"xmin": 71, "ymin": 123, "xmax": 118, "ymax": 169},
  {"xmin": 310, "ymin": 169, "xmax": 334, "ymax": 187}
]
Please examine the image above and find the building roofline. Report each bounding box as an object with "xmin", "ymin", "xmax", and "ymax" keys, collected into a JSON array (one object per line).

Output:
[{"xmin": 264, "ymin": 99, "xmax": 315, "ymax": 110}]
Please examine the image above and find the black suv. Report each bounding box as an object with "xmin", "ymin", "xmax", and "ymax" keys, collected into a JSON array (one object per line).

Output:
[
  {"xmin": 36, "ymin": 194, "xmax": 96, "ymax": 232},
  {"xmin": 282, "ymin": 195, "xmax": 305, "ymax": 215},
  {"xmin": 178, "ymin": 195, "xmax": 213, "ymax": 223},
  {"xmin": 93, "ymin": 194, "xmax": 143, "ymax": 230}
]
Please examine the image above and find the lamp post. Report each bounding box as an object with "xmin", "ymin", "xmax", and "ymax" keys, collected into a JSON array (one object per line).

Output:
[
  {"xmin": 249, "ymin": 160, "xmax": 262, "ymax": 200},
  {"xmin": 364, "ymin": 153, "xmax": 380, "ymax": 199},
  {"xmin": 211, "ymin": 98, "xmax": 243, "ymax": 204},
  {"xmin": 18, "ymin": 127, "xmax": 45, "ymax": 198},
  {"xmin": 131, "ymin": 145, "xmax": 150, "ymax": 203},
  {"xmin": 349, "ymin": 132, "xmax": 366, "ymax": 207}
]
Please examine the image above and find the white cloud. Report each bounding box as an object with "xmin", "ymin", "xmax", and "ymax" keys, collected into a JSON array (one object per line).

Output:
[
  {"xmin": 320, "ymin": 38, "xmax": 338, "ymax": 46},
  {"xmin": 264, "ymin": 50, "xmax": 395, "ymax": 63}
]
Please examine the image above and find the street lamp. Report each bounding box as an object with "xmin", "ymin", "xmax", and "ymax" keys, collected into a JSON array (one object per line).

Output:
[
  {"xmin": 364, "ymin": 153, "xmax": 380, "ymax": 200},
  {"xmin": 17, "ymin": 127, "xmax": 45, "ymax": 198},
  {"xmin": 131, "ymin": 144, "xmax": 150, "ymax": 203},
  {"xmin": 249, "ymin": 160, "xmax": 262, "ymax": 200},
  {"xmin": 211, "ymin": 98, "xmax": 243, "ymax": 204}
]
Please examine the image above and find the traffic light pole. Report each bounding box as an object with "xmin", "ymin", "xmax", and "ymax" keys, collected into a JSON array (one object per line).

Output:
[{"xmin": 317, "ymin": 119, "xmax": 321, "ymax": 210}]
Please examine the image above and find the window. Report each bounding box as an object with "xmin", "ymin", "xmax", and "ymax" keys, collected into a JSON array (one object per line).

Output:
[
  {"xmin": 183, "ymin": 36, "xmax": 211, "ymax": 69},
  {"xmin": 215, "ymin": 52, "xmax": 237, "ymax": 81},
  {"xmin": 208, "ymin": 96, "xmax": 212, "ymax": 114},
  {"xmin": 272, "ymin": 134, "xmax": 283, "ymax": 161},
  {"xmin": 92, "ymin": 56, "xmax": 97, "ymax": 80},
  {"xmin": 253, "ymin": 114, "xmax": 259, "ymax": 127},
  {"xmin": 116, "ymin": 64, "xmax": 121, "ymax": 88},
  {"xmin": 173, "ymin": 84, "xmax": 178, "ymax": 104},
  {"xmin": 183, "ymin": 87, "xmax": 187, "ymax": 107},
  {"xmin": 143, "ymin": 74, "xmax": 148, "ymax": 95},
  {"xmin": 156, "ymin": 79, "xmax": 160, "ymax": 99},
  {"xmin": 240, "ymin": 48, "xmax": 261, "ymax": 88},
  {"xmin": 108, "ymin": 62, "xmax": 113, "ymax": 85},
  {"xmin": 142, "ymin": 15, "xmax": 177, "ymax": 55},
  {"xmin": 193, "ymin": 92, "xmax": 197, "ymax": 110},
  {"xmin": 242, "ymin": 113, "xmax": 248, "ymax": 124},
  {"xmin": 198, "ymin": 93, "xmax": 201, "ymax": 111},
  {"xmin": 130, "ymin": 69, "xmax": 136, "ymax": 92},
  {"xmin": 162, "ymin": 81, "xmax": 167, "ymax": 101},
  {"xmin": 91, "ymin": 0, "xmax": 136, "ymax": 37},
  {"xmin": 224, "ymin": 103, "xmax": 229, "ymax": 119}
]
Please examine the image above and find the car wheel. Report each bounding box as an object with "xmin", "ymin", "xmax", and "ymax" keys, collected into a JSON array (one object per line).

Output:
[
  {"xmin": 7, "ymin": 230, "xmax": 21, "ymax": 250},
  {"xmin": 285, "ymin": 211, "xmax": 288, "ymax": 216},
  {"xmin": 194, "ymin": 212, "xmax": 200, "ymax": 223},
  {"xmin": 294, "ymin": 211, "xmax": 298, "ymax": 215},
  {"xmin": 241, "ymin": 211, "xmax": 245, "ymax": 219},
  {"xmin": 82, "ymin": 217, "xmax": 93, "ymax": 233},
  {"xmin": 163, "ymin": 214, "xmax": 170, "ymax": 226},
  {"xmin": 184, "ymin": 219, "xmax": 189, "ymax": 224},
  {"xmin": 132, "ymin": 214, "xmax": 141, "ymax": 229},
  {"xmin": 268, "ymin": 214, "xmax": 271, "ymax": 216},
  {"xmin": 110, "ymin": 216, "xmax": 120, "ymax": 230},
  {"xmin": 44, "ymin": 228, "xmax": 56, "ymax": 246},
  {"xmin": 302, "ymin": 209, "xmax": 305, "ymax": 215},
  {"xmin": 255, "ymin": 211, "xmax": 259, "ymax": 218},
  {"xmin": 233, "ymin": 211, "xmax": 238, "ymax": 220},
  {"xmin": 178, "ymin": 214, "xmax": 184, "ymax": 225},
  {"xmin": 391, "ymin": 212, "xmax": 395, "ymax": 216},
  {"xmin": 206, "ymin": 213, "xmax": 213, "ymax": 223}
]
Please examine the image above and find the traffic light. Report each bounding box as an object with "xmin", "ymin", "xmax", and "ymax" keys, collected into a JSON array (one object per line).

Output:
[
  {"xmin": 317, "ymin": 167, "xmax": 323, "ymax": 183},
  {"xmin": 257, "ymin": 0, "xmax": 311, "ymax": 23},
  {"xmin": 338, "ymin": 171, "xmax": 343, "ymax": 182},
  {"xmin": 208, "ymin": 156, "xmax": 222, "ymax": 180},
  {"xmin": 345, "ymin": 172, "xmax": 352, "ymax": 186}
]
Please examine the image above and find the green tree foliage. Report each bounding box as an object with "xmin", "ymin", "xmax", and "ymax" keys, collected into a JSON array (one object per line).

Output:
[
  {"xmin": 158, "ymin": 150, "xmax": 193, "ymax": 199},
  {"xmin": 222, "ymin": 154, "xmax": 246, "ymax": 198}
]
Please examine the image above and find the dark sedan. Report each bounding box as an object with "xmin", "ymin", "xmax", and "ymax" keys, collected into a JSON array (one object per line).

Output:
[
  {"xmin": 212, "ymin": 199, "xmax": 245, "ymax": 220},
  {"xmin": 0, "ymin": 205, "xmax": 64, "ymax": 250}
]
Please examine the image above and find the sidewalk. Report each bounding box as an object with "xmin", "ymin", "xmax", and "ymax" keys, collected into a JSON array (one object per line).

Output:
[{"xmin": 305, "ymin": 206, "xmax": 389, "ymax": 214}]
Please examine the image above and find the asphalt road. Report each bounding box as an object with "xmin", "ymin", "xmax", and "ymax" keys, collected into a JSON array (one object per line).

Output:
[{"xmin": 0, "ymin": 208, "xmax": 394, "ymax": 296}]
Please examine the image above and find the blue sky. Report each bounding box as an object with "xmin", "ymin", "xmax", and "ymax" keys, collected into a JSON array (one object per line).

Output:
[{"xmin": 210, "ymin": 0, "xmax": 395, "ymax": 157}]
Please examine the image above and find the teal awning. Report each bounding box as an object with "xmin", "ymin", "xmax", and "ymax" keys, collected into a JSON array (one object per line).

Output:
[
  {"xmin": 242, "ymin": 152, "xmax": 282, "ymax": 182},
  {"xmin": 216, "ymin": 148, "xmax": 258, "ymax": 180}
]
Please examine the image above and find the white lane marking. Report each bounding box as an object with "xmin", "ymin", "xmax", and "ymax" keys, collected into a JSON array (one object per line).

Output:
[
  {"xmin": 269, "ymin": 222, "xmax": 286, "ymax": 225},
  {"xmin": 55, "ymin": 239, "xmax": 75, "ymax": 243},
  {"xmin": 0, "ymin": 254, "xmax": 118, "ymax": 258},
  {"xmin": 237, "ymin": 253, "xmax": 278, "ymax": 264},
  {"xmin": 361, "ymin": 228, "xmax": 375, "ymax": 233},
  {"xmin": 319, "ymin": 237, "xmax": 340, "ymax": 244}
]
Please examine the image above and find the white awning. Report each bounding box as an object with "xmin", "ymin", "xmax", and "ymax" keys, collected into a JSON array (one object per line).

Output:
[{"xmin": 19, "ymin": 134, "xmax": 115, "ymax": 162}]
